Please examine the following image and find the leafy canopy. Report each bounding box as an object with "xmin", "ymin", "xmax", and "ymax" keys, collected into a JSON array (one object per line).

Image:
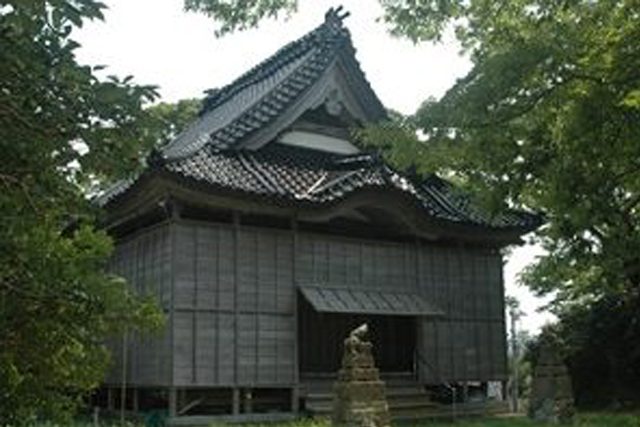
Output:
[{"xmin": 0, "ymin": 0, "xmax": 164, "ymax": 423}]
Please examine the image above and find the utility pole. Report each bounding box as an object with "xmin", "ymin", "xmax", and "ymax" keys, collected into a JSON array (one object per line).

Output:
[
  {"xmin": 510, "ymin": 306, "xmax": 519, "ymax": 413},
  {"xmin": 506, "ymin": 295, "xmax": 523, "ymax": 414}
]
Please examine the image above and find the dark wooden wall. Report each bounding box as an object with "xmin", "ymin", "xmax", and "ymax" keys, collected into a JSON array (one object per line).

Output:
[
  {"xmin": 172, "ymin": 220, "xmax": 296, "ymax": 387},
  {"xmin": 416, "ymin": 245, "xmax": 507, "ymax": 383},
  {"xmin": 108, "ymin": 217, "xmax": 507, "ymax": 388},
  {"xmin": 106, "ymin": 222, "xmax": 172, "ymax": 386},
  {"xmin": 294, "ymin": 232, "xmax": 506, "ymax": 383}
]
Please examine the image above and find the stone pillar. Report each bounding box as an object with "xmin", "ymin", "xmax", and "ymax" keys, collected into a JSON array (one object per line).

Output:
[
  {"xmin": 528, "ymin": 340, "xmax": 574, "ymax": 424},
  {"xmin": 332, "ymin": 324, "xmax": 391, "ymax": 427}
]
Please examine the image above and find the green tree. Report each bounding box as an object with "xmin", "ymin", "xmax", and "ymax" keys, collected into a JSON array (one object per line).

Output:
[
  {"xmin": 0, "ymin": 1, "xmax": 163, "ymax": 423},
  {"xmin": 146, "ymin": 98, "xmax": 202, "ymax": 146}
]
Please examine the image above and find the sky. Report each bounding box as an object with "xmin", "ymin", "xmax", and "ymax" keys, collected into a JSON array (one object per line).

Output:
[{"xmin": 76, "ymin": 0, "xmax": 555, "ymax": 333}]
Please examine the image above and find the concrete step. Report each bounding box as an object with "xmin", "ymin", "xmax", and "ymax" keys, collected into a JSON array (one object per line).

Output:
[
  {"xmin": 307, "ymin": 398, "xmax": 442, "ymax": 414},
  {"xmin": 304, "ymin": 376, "xmax": 443, "ymax": 420},
  {"xmin": 307, "ymin": 386, "xmax": 431, "ymax": 400}
]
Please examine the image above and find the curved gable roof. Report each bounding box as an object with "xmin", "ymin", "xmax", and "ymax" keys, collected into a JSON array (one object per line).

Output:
[{"xmin": 161, "ymin": 7, "xmax": 386, "ymax": 160}]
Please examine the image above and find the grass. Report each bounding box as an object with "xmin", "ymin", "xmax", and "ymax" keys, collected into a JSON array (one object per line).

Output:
[
  {"xmin": 40, "ymin": 412, "xmax": 640, "ymax": 426},
  {"xmin": 265, "ymin": 413, "xmax": 640, "ymax": 427},
  {"xmin": 412, "ymin": 413, "xmax": 640, "ymax": 426}
]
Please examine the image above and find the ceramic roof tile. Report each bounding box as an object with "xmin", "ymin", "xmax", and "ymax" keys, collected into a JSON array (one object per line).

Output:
[
  {"xmin": 99, "ymin": 9, "xmax": 541, "ymax": 233},
  {"xmin": 159, "ymin": 143, "xmax": 541, "ymax": 230}
]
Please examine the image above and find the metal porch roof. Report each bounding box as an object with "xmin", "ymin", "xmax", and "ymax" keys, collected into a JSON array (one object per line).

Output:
[{"xmin": 298, "ymin": 285, "xmax": 444, "ymax": 317}]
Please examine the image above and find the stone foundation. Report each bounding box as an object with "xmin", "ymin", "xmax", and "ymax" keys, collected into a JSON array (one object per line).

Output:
[
  {"xmin": 529, "ymin": 340, "xmax": 575, "ymax": 424},
  {"xmin": 332, "ymin": 325, "xmax": 391, "ymax": 427}
]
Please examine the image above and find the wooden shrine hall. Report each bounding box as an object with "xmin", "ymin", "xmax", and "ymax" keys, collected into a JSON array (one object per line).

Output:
[{"xmin": 98, "ymin": 7, "xmax": 541, "ymax": 422}]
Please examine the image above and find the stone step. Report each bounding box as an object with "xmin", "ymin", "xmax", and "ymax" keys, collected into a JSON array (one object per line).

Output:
[
  {"xmin": 307, "ymin": 386, "xmax": 430, "ymax": 400},
  {"xmin": 305, "ymin": 376, "xmax": 442, "ymax": 420},
  {"xmin": 307, "ymin": 397, "xmax": 442, "ymax": 414},
  {"xmin": 307, "ymin": 400, "xmax": 509, "ymax": 421}
]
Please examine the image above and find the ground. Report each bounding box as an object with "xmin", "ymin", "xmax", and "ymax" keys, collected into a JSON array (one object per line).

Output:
[
  {"xmin": 294, "ymin": 413, "xmax": 639, "ymax": 427},
  {"xmin": 60, "ymin": 412, "xmax": 640, "ymax": 426}
]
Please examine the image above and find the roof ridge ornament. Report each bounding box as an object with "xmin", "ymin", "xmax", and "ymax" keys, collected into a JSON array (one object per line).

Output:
[{"xmin": 324, "ymin": 5, "xmax": 350, "ymax": 27}]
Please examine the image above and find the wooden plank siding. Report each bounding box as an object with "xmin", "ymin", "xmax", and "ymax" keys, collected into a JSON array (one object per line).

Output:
[
  {"xmin": 108, "ymin": 218, "xmax": 508, "ymax": 388},
  {"xmin": 106, "ymin": 222, "xmax": 172, "ymax": 386},
  {"xmin": 417, "ymin": 245, "xmax": 508, "ymax": 383},
  {"xmin": 171, "ymin": 220, "xmax": 296, "ymax": 387},
  {"xmin": 297, "ymin": 233, "xmax": 507, "ymax": 383}
]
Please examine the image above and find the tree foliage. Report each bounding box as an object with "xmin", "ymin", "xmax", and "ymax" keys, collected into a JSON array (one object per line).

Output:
[
  {"xmin": 0, "ymin": 1, "xmax": 164, "ymax": 423},
  {"xmin": 146, "ymin": 98, "xmax": 202, "ymax": 147},
  {"xmin": 184, "ymin": 0, "xmax": 297, "ymax": 36},
  {"xmin": 527, "ymin": 295, "xmax": 640, "ymax": 407},
  {"xmin": 382, "ymin": 0, "xmax": 640, "ymax": 308}
]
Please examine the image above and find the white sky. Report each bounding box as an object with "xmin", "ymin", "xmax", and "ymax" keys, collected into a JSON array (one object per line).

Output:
[{"xmin": 76, "ymin": 0, "xmax": 555, "ymax": 333}]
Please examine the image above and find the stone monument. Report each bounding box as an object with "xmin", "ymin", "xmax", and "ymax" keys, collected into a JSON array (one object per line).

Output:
[
  {"xmin": 332, "ymin": 324, "xmax": 391, "ymax": 427},
  {"xmin": 528, "ymin": 338, "xmax": 575, "ymax": 424}
]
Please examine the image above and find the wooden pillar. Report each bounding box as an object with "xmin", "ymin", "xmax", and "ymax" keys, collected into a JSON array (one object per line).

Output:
[
  {"xmin": 243, "ymin": 388, "xmax": 253, "ymax": 414},
  {"xmin": 120, "ymin": 329, "xmax": 128, "ymax": 425},
  {"xmin": 232, "ymin": 388, "xmax": 241, "ymax": 415},
  {"xmin": 233, "ymin": 212, "xmax": 240, "ymax": 388},
  {"xmin": 168, "ymin": 388, "xmax": 177, "ymax": 417},
  {"xmin": 107, "ymin": 387, "xmax": 114, "ymax": 411},
  {"xmin": 291, "ymin": 386, "xmax": 300, "ymax": 413},
  {"xmin": 291, "ymin": 218, "xmax": 300, "ymax": 401},
  {"xmin": 168, "ymin": 201, "xmax": 181, "ymax": 419},
  {"xmin": 414, "ymin": 238, "xmax": 422, "ymax": 383},
  {"xmin": 178, "ymin": 388, "xmax": 188, "ymax": 412}
]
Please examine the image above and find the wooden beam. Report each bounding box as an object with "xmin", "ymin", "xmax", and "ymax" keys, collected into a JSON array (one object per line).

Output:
[
  {"xmin": 132, "ymin": 388, "xmax": 138, "ymax": 413},
  {"xmin": 243, "ymin": 389, "xmax": 253, "ymax": 414},
  {"xmin": 290, "ymin": 387, "xmax": 300, "ymax": 413},
  {"xmin": 232, "ymin": 388, "xmax": 240, "ymax": 416},
  {"xmin": 169, "ymin": 388, "xmax": 177, "ymax": 417},
  {"xmin": 233, "ymin": 212, "xmax": 240, "ymax": 387},
  {"xmin": 291, "ymin": 218, "xmax": 300, "ymax": 392},
  {"xmin": 107, "ymin": 387, "xmax": 114, "ymax": 411}
]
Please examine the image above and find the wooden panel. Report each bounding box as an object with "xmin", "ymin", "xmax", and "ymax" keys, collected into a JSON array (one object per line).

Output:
[
  {"xmin": 417, "ymin": 319, "xmax": 439, "ymax": 383},
  {"xmin": 174, "ymin": 224, "xmax": 196, "ymax": 309},
  {"xmin": 108, "ymin": 223, "xmax": 172, "ymax": 386},
  {"xmin": 477, "ymin": 320, "xmax": 492, "ymax": 380},
  {"xmin": 195, "ymin": 226, "xmax": 219, "ymax": 310},
  {"xmin": 195, "ymin": 311, "xmax": 216, "ymax": 384},
  {"xmin": 218, "ymin": 313, "xmax": 236, "ymax": 383},
  {"xmin": 237, "ymin": 313, "xmax": 258, "ymax": 384},
  {"xmin": 173, "ymin": 311, "xmax": 194, "ymax": 386},
  {"xmin": 435, "ymin": 320, "xmax": 453, "ymax": 380},
  {"xmin": 491, "ymin": 320, "xmax": 508, "ymax": 379},
  {"xmin": 111, "ymin": 220, "xmax": 511, "ymax": 387}
]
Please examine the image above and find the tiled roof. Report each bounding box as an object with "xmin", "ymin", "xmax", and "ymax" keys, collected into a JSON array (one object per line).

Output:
[
  {"xmin": 100, "ymin": 9, "xmax": 542, "ymax": 234},
  {"xmin": 160, "ymin": 7, "xmax": 384, "ymax": 160},
  {"xmin": 131, "ymin": 143, "xmax": 536, "ymax": 230}
]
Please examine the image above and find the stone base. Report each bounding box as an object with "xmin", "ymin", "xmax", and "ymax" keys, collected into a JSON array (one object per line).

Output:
[
  {"xmin": 332, "ymin": 381, "xmax": 390, "ymax": 427},
  {"xmin": 331, "ymin": 327, "xmax": 391, "ymax": 427},
  {"xmin": 528, "ymin": 343, "xmax": 575, "ymax": 424}
]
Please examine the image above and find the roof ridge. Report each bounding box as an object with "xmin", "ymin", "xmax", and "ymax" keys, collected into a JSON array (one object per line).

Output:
[{"xmin": 199, "ymin": 9, "xmax": 351, "ymax": 116}]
